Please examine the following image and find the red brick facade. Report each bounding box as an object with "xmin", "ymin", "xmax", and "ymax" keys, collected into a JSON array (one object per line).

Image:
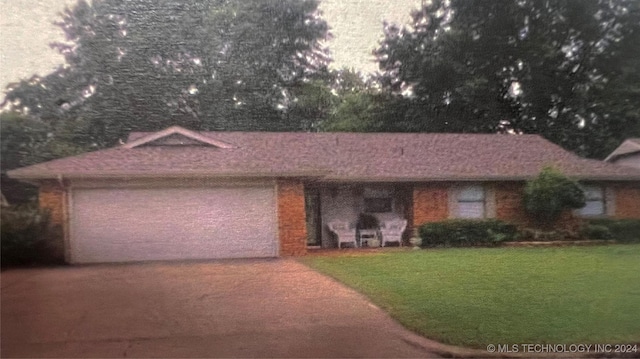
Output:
[
  {"xmin": 491, "ymin": 182, "xmax": 582, "ymax": 230},
  {"xmin": 411, "ymin": 182, "xmax": 585, "ymax": 231},
  {"xmin": 33, "ymin": 178, "xmax": 638, "ymax": 261},
  {"xmin": 613, "ymin": 183, "xmax": 640, "ymax": 219},
  {"xmin": 277, "ymin": 180, "xmax": 308, "ymax": 256},
  {"xmin": 412, "ymin": 184, "xmax": 449, "ymax": 231},
  {"xmin": 492, "ymin": 182, "xmax": 529, "ymax": 225},
  {"xmin": 38, "ymin": 180, "xmax": 67, "ymax": 261},
  {"xmin": 39, "ymin": 180, "xmax": 66, "ymax": 226}
]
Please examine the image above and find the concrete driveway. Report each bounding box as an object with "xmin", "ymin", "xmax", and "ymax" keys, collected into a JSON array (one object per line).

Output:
[{"xmin": 1, "ymin": 259, "xmax": 438, "ymax": 358}]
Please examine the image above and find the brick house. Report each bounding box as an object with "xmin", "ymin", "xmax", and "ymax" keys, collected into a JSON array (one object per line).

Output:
[{"xmin": 9, "ymin": 126, "xmax": 640, "ymax": 264}]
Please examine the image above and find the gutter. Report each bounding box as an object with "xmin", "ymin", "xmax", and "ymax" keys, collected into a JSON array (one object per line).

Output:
[
  {"xmin": 7, "ymin": 170, "xmax": 330, "ymax": 182},
  {"xmin": 319, "ymin": 174, "xmax": 640, "ymax": 182}
]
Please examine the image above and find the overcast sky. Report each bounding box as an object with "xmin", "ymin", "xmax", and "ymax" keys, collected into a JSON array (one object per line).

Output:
[{"xmin": 0, "ymin": 0, "xmax": 420, "ymax": 92}]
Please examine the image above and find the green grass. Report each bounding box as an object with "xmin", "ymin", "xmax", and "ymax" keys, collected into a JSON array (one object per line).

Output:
[{"xmin": 300, "ymin": 245, "xmax": 640, "ymax": 348}]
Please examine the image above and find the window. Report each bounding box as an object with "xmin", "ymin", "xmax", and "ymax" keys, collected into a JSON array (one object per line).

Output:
[
  {"xmin": 364, "ymin": 198, "xmax": 392, "ymax": 213},
  {"xmin": 363, "ymin": 187, "xmax": 392, "ymax": 213},
  {"xmin": 457, "ymin": 185, "xmax": 485, "ymax": 218},
  {"xmin": 578, "ymin": 186, "xmax": 605, "ymax": 217}
]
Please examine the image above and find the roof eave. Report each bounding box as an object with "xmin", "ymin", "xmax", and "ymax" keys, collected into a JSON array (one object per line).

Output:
[
  {"xmin": 309, "ymin": 174, "xmax": 640, "ymax": 182},
  {"xmin": 9, "ymin": 171, "xmax": 640, "ymax": 183},
  {"xmin": 7, "ymin": 170, "xmax": 330, "ymax": 181}
]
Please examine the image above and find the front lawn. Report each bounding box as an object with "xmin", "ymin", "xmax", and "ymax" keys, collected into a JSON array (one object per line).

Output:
[{"xmin": 300, "ymin": 245, "xmax": 640, "ymax": 348}]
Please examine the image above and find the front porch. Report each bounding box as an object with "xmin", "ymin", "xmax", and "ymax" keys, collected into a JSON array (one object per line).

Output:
[{"xmin": 304, "ymin": 183, "xmax": 413, "ymax": 249}]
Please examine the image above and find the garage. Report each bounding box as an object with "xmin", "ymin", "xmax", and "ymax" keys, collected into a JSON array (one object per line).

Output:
[{"xmin": 69, "ymin": 185, "xmax": 278, "ymax": 263}]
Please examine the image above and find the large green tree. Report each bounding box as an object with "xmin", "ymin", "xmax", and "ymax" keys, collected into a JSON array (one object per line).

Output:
[
  {"xmin": 285, "ymin": 68, "xmax": 388, "ymax": 132},
  {"xmin": 0, "ymin": 112, "xmax": 90, "ymax": 203},
  {"xmin": 2, "ymin": 0, "xmax": 330, "ymax": 147},
  {"xmin": 373, "ymin": 0, "xmax": 640, "ymax": 158}
]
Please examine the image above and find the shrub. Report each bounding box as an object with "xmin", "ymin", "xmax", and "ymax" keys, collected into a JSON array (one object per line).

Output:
[
  {"xmin": 418, "ymin": 219, "xmax": 519, "ymax": 248},
  {"xmin": 516, "ymin": 228, "xmax": 572, "ymax": 241},
  {"xmin": 1, "ymin": 204, "xmax": 58, "ymax": 267},
  {"xmin": 579, "ymin": 224, "xmax": 613, "ymax": 240},
  {"xmin": 523, "ymin": 167, "xmax": 586, "ymax": 227},
  {"xmin": 586, "ymin": 219, "xmax": 640, "ymax": 243},
  {"xmin": 517, "ymin": 228, "xmax": 565, "ymax": 242}
]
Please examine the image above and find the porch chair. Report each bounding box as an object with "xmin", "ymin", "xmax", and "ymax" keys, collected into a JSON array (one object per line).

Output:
[
  {"xmin": 328, "ymin": 221, "xmax": 358, "ymax": 249},
  {"xmin": 379, "ymin": 219, "xmax": 407, "ymax": 247}
]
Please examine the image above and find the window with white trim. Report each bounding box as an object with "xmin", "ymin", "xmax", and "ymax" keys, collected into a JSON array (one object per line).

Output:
[
  {"xmin": 456, "ymin": 185, "xmax": 486, "ymax": 218},
  {"xmin": 578, "ymin": 185, "xmax": 605, "ymax": 217}
]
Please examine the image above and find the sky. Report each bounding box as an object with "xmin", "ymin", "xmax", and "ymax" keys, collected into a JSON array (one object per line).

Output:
[{"xmin": 0, "ymin": 0, "xmax": 421, "ymax": 93}]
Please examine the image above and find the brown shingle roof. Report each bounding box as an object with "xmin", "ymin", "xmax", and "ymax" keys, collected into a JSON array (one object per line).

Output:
[
  {"xmin": 9, "ymin": 128, "xmax": 640, "ymax": 182},
  {"xmin": 604, "ymin": 138, "xmax": 640, "ymax": 162}
]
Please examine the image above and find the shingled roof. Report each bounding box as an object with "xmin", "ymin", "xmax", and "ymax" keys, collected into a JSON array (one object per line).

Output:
[
  {"xmin": 9, "ymin": 126, "xmax": 640, "ymax": 182},
  {"xmin": 604, "ymin": 138, "xmax": 640, "ymax": 162}
]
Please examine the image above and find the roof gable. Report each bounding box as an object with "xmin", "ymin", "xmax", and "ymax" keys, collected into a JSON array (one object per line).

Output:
[
  {"xmin": 604, "ymin": 138, "xmax": 640, "ymax": 162},
  {"xmin": 123, "ymin": 126, "xmax": 236, "ymax": 149}
]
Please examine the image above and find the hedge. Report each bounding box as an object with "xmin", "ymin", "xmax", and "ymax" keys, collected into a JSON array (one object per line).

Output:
[
  {"xmin": 418, "ymin": 219, "xmax": 519, "ymax": 248},
  {"xmin": 1, "ymin": 204, "xmax": 59, "ymax": 267},
  {"xmin": 585, "ymin": 219, "xmax": 640, "ymax": 243}
]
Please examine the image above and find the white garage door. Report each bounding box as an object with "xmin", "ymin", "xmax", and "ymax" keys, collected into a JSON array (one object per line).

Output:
[{"xmin": 70, "ymin": 186, "xmax": 277, "ymax": 263}]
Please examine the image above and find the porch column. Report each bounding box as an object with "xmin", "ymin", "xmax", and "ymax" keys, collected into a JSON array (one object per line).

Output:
[{"xmin": 277, "ymin": 179, "xmax": 308, "ymax": 256}]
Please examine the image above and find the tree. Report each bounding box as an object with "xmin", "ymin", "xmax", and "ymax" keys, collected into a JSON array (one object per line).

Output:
[
  {"xmin": 316, "ymin": 68, "xmax": 395, "ymax": 132},
  {"xmin": 285, "ymin": 68, "xmax": 389, "ymax": 132},
  {"xmin": 1, "ymin": 113, "xmax": 52, "ymax": 203},
  {"xmin": 285, "ymin": 76, "xmax": 337, "ymax": 131},
  {"xmin": 0, "ymin": 112, "xmax": 89, "ymax": 203},
  {"xmin": 373, "ymin": 0, "xmax": 640, "ymax": 158},
  {"xmin": 2, "ymin": 0, "xmax": 330, "ymax": 147}
]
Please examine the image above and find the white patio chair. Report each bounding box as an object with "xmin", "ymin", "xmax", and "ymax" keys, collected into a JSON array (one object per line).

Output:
[
  {"xmin": 328, "ymin": 221, "xmax": 358, "ymax": 249},
  {"xmin": 379, "ymin": 219, "xmax": 407, "ymax": 247}
]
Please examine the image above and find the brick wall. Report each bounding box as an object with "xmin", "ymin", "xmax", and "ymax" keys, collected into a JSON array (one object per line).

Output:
[
  {"xmin": 38, "ymin": 180, "xmax": 67, "ymax": 262},
  {"xmin": 277, "ymin": 180, "xmax": 307, "ymax": 256},
  {"xmin": 412, "ymin": 184, "xmax": 449, "ymax": 230},
  {"xmin": 493, "ymin": 182, "xmax": 529, "ymax": 225},
  {"xmin": 492, "ymin": 182, "xmax": 582, "ymax": 231},
  {"xmin": 39, "ymin": 180, "xmax": 66, "ymax": 226},
  {"xmin": 614, "ymin": 183, "xmax": 640, "ymax": 219},
  {"xmin": 413, "ymin": 182, "xmax": 583, "ymax": 231}
]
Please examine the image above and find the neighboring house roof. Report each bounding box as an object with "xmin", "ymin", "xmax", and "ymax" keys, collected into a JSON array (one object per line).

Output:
[
  {"xmin": 9, "ymin": 126, "xmax": 640, "ymax": 182},
  {"xmin": 604, "ymin": 138, "xmax": 640, "ymax": 162}
]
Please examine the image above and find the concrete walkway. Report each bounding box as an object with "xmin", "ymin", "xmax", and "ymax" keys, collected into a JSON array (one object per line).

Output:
[{"xmin": 1, "ymin": 259, "xmax": 438, "ymax": 358}]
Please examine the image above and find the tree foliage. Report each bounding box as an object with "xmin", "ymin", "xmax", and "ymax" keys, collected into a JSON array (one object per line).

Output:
[
  {"xmin": 2, "ymin": 0, "xmax": 330, "ymax": 147},
  {"xmin": 373, "ymin": 0, "xmax": 640, "ymax": 158},
  {"xmin": 316, "ymin": 68, "xmax": 398, "ymax": 132},
  {"xmin": 286, "ymin": 67, "xmax": 392, "ymax": 132},
  {"xmin": 523, "ymin": 167, "xmax": 586, "ymax": 226},
  {"xmin": 0, "ymin": 112, "xmax": 89, "ymax": 203}
]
